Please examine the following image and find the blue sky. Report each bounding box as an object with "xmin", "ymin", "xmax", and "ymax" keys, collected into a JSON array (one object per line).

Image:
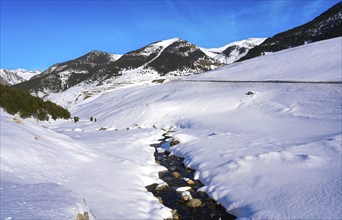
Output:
[{"xmin": 0, "ymin": 0, "xmax": 340, "ymax": 70}]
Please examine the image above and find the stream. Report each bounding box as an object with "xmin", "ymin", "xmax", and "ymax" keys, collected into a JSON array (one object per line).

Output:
[{"xmin": 146, "ymin": 134, "xmax": 236, "ymax": 220}]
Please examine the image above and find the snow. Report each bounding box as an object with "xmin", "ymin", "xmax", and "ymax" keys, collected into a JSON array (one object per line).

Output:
[
  {"xmin": 0, "ymin": 68, "xmax": 41, "ymax": 85},
  {"xmin": 131, "ymin": 38, "xmax": 180, "ymax": 57},
  {"xmin": 0, "ymin": 69, "xmax": 41, "ymax": 85},
  {"xmin": 206, "ymin": 38, "xmax": 266, "ymax": 53},
  {"xmin": 14, "ymin": 69, "xmax": 41, "ymax": 80},
  {"xmin": 200, "ymin": 38, "xmax": 266, "ymax": 64},
  {"xmin": 193, "ymin": 37, "xmax": 342, "ymax": 82},
  {"xmin": 110, "ymin": 53, "xmax": 122, "ymax": 62},
  {"xmin": 0, "ymin": 111, "xmax": 172, "ymax": 219},
  {"xmin": 1, "ymin": 38, "xmax": 341, "ymax": 219}
]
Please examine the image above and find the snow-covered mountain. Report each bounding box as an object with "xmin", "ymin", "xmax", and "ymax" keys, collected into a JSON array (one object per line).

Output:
[
  {"xmin": 0, "ymin": 68, "xmax": 41, "ymax": 85},
  {"xmin": 99, "ymin": 38, "xmax": 223, "ymax": 80},
  {"xmin": 15, "ymin": 50, "xmax": 122, "ymax": 94},
  {"xmin": 240, "ymin": 2, "xmax": 342, "ymax": 61},
  {"xmin": 15, "ymin": 38, "xmax": 226, "ymax": 95},
  {"xmin": 14, "ymin": 38, "xmax": 264, "ymax": 97},
  {"xmin": 200, "ymin": 38, "xmax": 266, "ymax": 64}
]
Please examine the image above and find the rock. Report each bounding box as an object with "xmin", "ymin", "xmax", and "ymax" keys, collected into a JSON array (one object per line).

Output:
[
  {"xmin": 181, "ymin": 191, "xmax": 193, "ymax": 201},
  {"xmin": 157, "ymin": 196, "xmax": 163, "ymax": 204},
  {"xmin": 170, "ymin": 139, "xmax": 180, "ymax": 146},
  {"xmin": 187, "ymin": 179, "xmax": 195, "ymax": 185},
  {"xmin": 76, "ymin": 212, "xmax": 89, "ymax": 220},
  {"xmin": 187, "ymin": 199, "xmax": 202, "ymax": 208},
  {"xmin": 76, "ymin": 214, "xmax": 85, "ymax": 220},
  {"xmin": 156, "ymin": 183, "xmax": 168, "ymax": 191},
  {"xmin": 246, "ymin": 91, "xmax": 254, "ymax": 95},
  {"xmin": 172, "ymin": 171, "xmax": 180, "ymax": 178},
  {"xmin": 171, "ymin": 209, "xmax": 179, "ymax": 220}
]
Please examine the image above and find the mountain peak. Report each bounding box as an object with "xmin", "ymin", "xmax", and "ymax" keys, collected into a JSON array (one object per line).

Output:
[{"xmin": 0, "ymin": 68, "xmax": 41, "ymax": 85}]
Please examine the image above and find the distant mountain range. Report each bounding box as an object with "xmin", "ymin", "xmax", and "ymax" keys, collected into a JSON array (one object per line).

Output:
[
  {"xmin": 13, "ymin": 38, "xmax": 264, "ymax": 95},
  {"xmin": 9, "ymin": 2, "xmax": 342, "ymax": 96},
  {"xmin": 0, "ymin": 69, "xmax": 41, "ymax": 86}
]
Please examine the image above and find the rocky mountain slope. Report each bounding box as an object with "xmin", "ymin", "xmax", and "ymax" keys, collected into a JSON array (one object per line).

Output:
[
  {"xmin": 239, "ymin": 2, "xmax": 342, "ymax": 61},
  {"xmin": 0, "ymin": 69, "xmax": 41, "ymax": 85},
  {"xmin": 14, "ymin": 37, "xmax": 263, "ymax": 96},
  {"xmin": 14, "ymin": 50, "xmax": 121, "ymax": 94}
]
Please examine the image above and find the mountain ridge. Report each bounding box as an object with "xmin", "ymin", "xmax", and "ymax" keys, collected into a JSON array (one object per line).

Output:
[
  {"xmin": 15, "ymin": 37, "xmax": 257, "ymax": 95},
  {"xmin": 0, "ymin": 68, "xmax": 41, "ymax": 86}
]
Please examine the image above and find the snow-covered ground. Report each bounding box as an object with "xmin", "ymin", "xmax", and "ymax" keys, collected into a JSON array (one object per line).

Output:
[
  {"xmin": 192, "ymin": 37, "xmax": 342, "ymax": 82},
  {"xmin": 1, "ymin": 37, "xmax": 341, "ymax": 219},
  {"xmin": 0, "ymin": 112, "xmax": 171, "ymax": 219}
]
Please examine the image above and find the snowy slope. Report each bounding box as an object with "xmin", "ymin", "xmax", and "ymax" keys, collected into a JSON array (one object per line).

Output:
[
  {"xmin": 193, "ymin": 37, "xmax": 342, "ymax": 81},
  {"xmin": 0, "ymin": 68, "xmax": 41, "ymax": 85},
  {"xmin": 66, "ymin": 38, "xmax": 341, "ymax": 219},
  {"xmin": 0, "ymin": 111, "xmax": 171, "ymax": 219},
  {"xmin": 69, "ymin": 81, "xmax": 341, "ymax": 219}
]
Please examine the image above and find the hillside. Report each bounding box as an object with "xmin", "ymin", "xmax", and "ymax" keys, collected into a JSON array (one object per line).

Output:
[
  {"xmin": 14, "ymin": 51, "xmax": 121, "ymax": 94},
  {"xmin": 190, "ymin": 37, "xmax": 342, "ymax": 82},
  {"xmin": 0, "ymin": 84, "xmax": 70, "ymax": 120}
]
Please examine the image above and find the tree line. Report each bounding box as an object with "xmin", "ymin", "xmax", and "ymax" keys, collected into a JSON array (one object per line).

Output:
[{"xmin": 0, "ymin": 84, "xmax": 70, "ymax": 121}]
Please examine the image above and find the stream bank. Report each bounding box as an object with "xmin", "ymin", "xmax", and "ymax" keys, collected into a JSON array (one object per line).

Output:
[{"xmin": 146, "ymin": 133, "xmax": 236, "ymax": 220}]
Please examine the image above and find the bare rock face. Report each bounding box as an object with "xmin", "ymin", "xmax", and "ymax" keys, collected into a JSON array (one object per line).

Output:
[{"xmin": 187, "ymin": 199, "xmax": 202, "ymax": 208}]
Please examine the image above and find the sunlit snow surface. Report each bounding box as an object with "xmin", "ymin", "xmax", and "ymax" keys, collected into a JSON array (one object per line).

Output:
[{"xmin": 1, "ymin": 37, "xmax": 341, "ymax": 219}]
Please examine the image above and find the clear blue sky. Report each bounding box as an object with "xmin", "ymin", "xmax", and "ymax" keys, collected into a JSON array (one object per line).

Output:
[{"xmin": 1, "ymin": 0, "xmax": 340, "ymax": 70}]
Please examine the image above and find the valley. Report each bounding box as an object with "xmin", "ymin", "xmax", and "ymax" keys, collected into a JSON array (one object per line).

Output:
[{"xmin": 1, "ymin": 2, "xmax": 341, "ymax": 219}]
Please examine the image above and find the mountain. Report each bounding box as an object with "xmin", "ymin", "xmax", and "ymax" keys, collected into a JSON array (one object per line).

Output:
[
  {"xmin": 94, "ymin": 38, "xmax": 224, "ymax": 81},
  {"xmin": 15, "ymin": 37, "xmax": 264, "ymax": 97},
  {"xmin": 15, "ymin": 50, "xmax": 121, "ymax": 94},
  {"xmin": 239, "ymin": 2, "xmax": 342, "ymax": 61},
  {"xmin": 201, "ymin": 38, "xmax": 266, "ymax": 64},
  {"xmin": 0, "ymin": 68, "xmax": 41, "ymax": 85}
]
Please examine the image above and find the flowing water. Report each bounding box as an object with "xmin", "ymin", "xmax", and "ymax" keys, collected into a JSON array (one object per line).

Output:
[{"xmin": 146, "ymin": 135, "xmax": 236, "ymax": 220}]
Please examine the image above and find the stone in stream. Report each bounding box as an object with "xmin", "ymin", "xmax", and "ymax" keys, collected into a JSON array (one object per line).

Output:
[
  {"xmin": 170, "ymin": 139, "xmax": 180, "ymax": 146},
  {"xmin": 171, "ymin": 209, "xmax": 180, "ymax": 220},
  {"xmin": 181, "ymin": 191, "xmax": 193, "ymax": 201},
  {"xmin": 187, "ymin": 179, "xmax": 195, "ymax": 185},
  {"xmin": 157, "ymin": 196, "xmax": 163, "ymax": 204},
  {"xmin": 187, "ymin": 198, "xmax": 202, "ymax": 208},
  {"xmin": 172, "ymin": 171, "xmax": 181, "ymax": 178},
  {"xmin": 155, "ymin": 183, "xmax": 168, "ymax": 191}
]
